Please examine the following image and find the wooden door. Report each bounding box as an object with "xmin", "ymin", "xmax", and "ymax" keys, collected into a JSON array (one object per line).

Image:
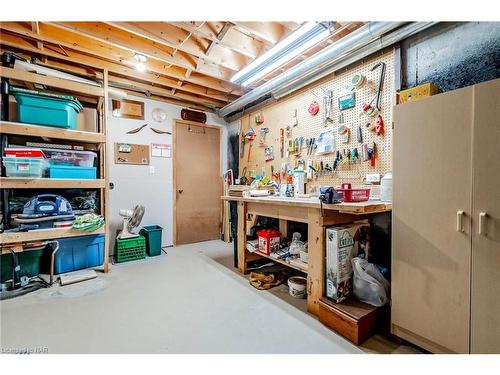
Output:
[
  {"xmin": 392, "ymin": 87, "xmax": 474, "ymax": 353},
  {"xmin": 173, "ymin": 120, "xmax": 221, "ymax": 245},
  {"xmin": 471, "ymin": 78, "xmax": 500, "ymax": 353}
]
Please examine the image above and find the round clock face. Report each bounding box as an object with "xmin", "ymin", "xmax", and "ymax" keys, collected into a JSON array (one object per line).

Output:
[{"xmin": 152, "ymin": 108, "xmax": 167, "ymax": 123}]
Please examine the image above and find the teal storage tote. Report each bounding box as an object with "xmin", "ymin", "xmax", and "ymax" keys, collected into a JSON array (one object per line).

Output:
[
  {"xmin": 49, "ymin": 164, "xmax": 97, "ymax": 179},
  {"xmin": 2, "ymin": 157, "xmax": 47, "ymax": 177},
  {"xmin": 12, "ymin": 87, "xmax": 83, "ymax": 129},
  {"xmin": 53, "ymin": 234, "xmax": 105, "ymax": 274},
  {"xmin": 140, "ymin": 225, "xmax": 163, "ymax": 256}
]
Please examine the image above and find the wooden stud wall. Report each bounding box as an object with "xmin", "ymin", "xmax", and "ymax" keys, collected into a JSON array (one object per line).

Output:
[{"xmin": 239, "ymin": 48, "xmax": 395, "ymax": 190}]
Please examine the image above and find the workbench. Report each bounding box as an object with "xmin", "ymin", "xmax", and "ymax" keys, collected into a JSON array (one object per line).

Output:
[{"xmin": 221, "ymin": 195, "xmax": 391, "ymax": 316}]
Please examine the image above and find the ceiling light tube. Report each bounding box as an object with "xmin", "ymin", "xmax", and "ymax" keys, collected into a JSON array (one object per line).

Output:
[
  {"xmin": 230, "ymin": 22, "xmax": 326, "ymax": 83},
  {"xmin": 241, "ymin": 27, "xmax": 332, "ymax": 86}
]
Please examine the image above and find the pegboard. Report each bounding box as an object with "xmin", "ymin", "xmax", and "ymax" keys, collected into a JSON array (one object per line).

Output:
[{"xmin": 239, "ymin": 48, "xmax": 395, "ymax": 191}]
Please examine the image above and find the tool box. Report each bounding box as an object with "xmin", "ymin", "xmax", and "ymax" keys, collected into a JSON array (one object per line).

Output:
[
  {"xmin": 11, "ymin": 86, "xmax": 83, "ymax": 129},
  {"xmin": 53, "ymin": 234, "xmax": 105, "ymax": 274}
]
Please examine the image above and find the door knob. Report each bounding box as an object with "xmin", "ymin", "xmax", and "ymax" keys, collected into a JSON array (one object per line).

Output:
[
  {"xmin": 478, "ymin": 212, "xmax": 487, "ymax": 236},
  {"xmin": 456, "ymin": 211, "xmax": 465, "ymax": 232},
  {"xmin": 178, "ymin": 189, "xmax": 183, "ymax": 194}
]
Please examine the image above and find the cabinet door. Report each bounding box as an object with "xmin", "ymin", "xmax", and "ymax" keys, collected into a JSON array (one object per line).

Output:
[
  {"xmin": 471, "ymin": 78, "xmax": 500, "ymax": 353},
  {"xmin": 392, "ymin": 87, "xmax": 473, "ymax": 353}
]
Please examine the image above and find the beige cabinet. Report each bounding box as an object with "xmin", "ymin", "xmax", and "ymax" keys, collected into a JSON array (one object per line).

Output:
[{"xmin": 391, "ymin": 78, "xmax": 500, "ymax": 354}]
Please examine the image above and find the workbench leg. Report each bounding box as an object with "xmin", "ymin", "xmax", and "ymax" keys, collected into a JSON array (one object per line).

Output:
[
  {"xmin": 237, "ymin": 201, "xmax": 247, "ymax": 274},
  {"xmin": 307, "ymin": 208, "xmax": 325, "ymax": 316},
  {"xmin": 279, "ymin": 219, "xmax": 288, "ymax": 239}
]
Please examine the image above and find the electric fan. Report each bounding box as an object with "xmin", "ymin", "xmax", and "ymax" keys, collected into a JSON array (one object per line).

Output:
[{"xmin": 117, "ymin": 205, "xmax": 145, "ymax": 239}]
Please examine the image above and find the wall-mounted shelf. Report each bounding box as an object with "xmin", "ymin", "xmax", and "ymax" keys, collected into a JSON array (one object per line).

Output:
[
  {"xmin": 0, "ymin": 121, "xmax": 106, "ymax": 144},
  {"xmin": 0, "ymin": 227, "xmax": 105, "ymax": 246},
  {"xmin": 0, "ymin": 177, "xmax": 106, "ymax": 189}
]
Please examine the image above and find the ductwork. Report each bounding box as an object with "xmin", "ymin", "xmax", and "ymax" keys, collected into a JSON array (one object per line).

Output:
[{"xmin": 219, "ymin": 21, "xmax": 437, "ymax": 120}]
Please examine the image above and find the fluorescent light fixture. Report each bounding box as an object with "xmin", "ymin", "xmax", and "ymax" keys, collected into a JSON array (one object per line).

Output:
[
  {"xmin": 231, "ymin": 22, "xmax": 332, "ymax": 86},
  {"xmin": 134, "ymin": 53, "xmax": 147, "ymax": 72}
]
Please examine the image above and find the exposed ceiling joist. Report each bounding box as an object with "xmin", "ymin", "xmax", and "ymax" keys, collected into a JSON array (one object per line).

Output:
[
  {"xmin": 0, "ymin": 22, "xmax": 245, "ymax": 96},
  {"xmin": 0, "ymin": 34, "xmax": 236, "ymax": 104},
  {"xmin": 233, "ymin": 22, "xmax": 292, "ymax": 44},
  {"xmin": 104, "ymin": 22, "xmax": 250, "ymax": 74}
]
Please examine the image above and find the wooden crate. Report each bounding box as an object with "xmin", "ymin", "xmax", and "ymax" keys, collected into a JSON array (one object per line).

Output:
[{"xmin": 319, "ymin": 297, "xmax": 377, "ymax": 345}]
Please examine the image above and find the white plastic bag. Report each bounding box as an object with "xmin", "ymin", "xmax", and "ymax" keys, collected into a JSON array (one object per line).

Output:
[{"xmin": 351, "ymin": 257, "xmax": 390, "ymax": 307}]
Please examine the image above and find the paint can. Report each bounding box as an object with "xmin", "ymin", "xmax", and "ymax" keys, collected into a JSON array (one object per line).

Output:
[{"xmin": 288, "ymin": 276, "xmax": 307, "ymax": 299}]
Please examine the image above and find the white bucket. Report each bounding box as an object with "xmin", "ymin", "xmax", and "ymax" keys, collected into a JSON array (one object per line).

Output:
[{"xmin": 288, "ymin": 276, "xmax": 307, "ymax": 299}]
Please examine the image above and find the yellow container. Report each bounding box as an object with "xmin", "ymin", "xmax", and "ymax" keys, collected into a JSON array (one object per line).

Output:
[{"xmin": 398, "ymin": 83, "xmax": 440, "ymax": 103}]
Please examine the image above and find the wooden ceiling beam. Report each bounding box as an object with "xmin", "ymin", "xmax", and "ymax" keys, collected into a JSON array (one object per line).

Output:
[
  {"xmin": 48, "ymin": 22, "xmax": 242, "ymax": 80},
  {"xmin": 107, "ymin": 75, "xmax": 226, "ymax": 108},
  {"xmin": 0, "ymin": 34, "xmax": 237, "ymax": 105},
  {"xmin": 232, "ymin": 22, "xmax": 291, "ymax": 44},
  {"xmin": 120, "ymin": 89, "xmax": 214, "ymax": 112},
  {"xmin": 0, "ymin": 22, "xmax": 245, "ymax": 96},
  {"xmin": 105, "ymin": 22, "xmax": 250, "ymax": 73},
  {"xmin": 171, "ymin": 21, "xmax": 270, "ymax": 59}
]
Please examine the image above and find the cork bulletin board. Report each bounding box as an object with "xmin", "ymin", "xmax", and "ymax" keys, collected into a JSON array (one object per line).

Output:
[
  {"xmin": 238, "ymin": 48, "xmax": 395, "ymax": 191},
  {"xmin": 114, "ymin": 143, "xmax": 150, "ymax": 165}
]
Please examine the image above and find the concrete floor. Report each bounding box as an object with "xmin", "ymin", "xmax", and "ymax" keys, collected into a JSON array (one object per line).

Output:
[{"xmin": 0, "ymin": 240, "xmax": 419, "ymax": 354}]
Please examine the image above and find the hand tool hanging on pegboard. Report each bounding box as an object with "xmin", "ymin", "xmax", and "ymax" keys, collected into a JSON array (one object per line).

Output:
[{"xmin": 323, "ymin": 89, "xmax": 334, "ymax": 126}]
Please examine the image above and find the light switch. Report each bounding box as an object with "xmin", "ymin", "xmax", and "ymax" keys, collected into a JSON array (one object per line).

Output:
[{"xmin": 149, "ymin": 166, "xmax": 155, "ymax": 174}]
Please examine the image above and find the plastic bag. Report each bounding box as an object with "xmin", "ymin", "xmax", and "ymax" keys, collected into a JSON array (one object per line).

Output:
[
  {"xmin": 288, "ymin": 232, "xmax": 305, "ymax": 255},
  {"xmin": 351, "ymin": 257, "xmax": 390, "ymax": 307}
]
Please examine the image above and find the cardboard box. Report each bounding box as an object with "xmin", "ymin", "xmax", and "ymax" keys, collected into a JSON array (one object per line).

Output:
[
  {"xmin": 0, "ymin": 96, "xmax": 19, "ymax": 121},
  {"xmin": 398, "ymin": 82, "xmax": 440, "ymax": 104},
  {"xmin": 257, "ymin": 229, "xmax": 281, "ymax": 256},
  {"xmin": 326, "ymin": 222, "xmax": 370, "ymax": 302},
  {"xmin": 77, "ymin": 107, "xmax": 98, "ymax": 133}
]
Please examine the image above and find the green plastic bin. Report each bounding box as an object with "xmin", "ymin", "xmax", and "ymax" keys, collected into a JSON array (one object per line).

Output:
[
  {"xmin": 140, "ymin": 225, "xmax": 163, "ymax": 257},
  {"xmin": 115, "ymin": 236, "xmax": 146, "ymax": 263},
  {"xmin": 12, "ymin": 87, "xmax": 83, "ymax": 129},
  {"xmin": 1, "ymin": 249, "xmax": 47, "ymax": 283}
]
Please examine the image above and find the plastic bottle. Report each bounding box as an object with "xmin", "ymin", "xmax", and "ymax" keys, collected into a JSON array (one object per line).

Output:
[{"xmin": 380, "ymin": 172, "xmax": 393, "ymax": 202}]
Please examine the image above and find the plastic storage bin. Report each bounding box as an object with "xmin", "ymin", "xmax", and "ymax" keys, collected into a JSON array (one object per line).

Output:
[
  {"xmin": 12, "ymin": 87, "xmax": 83, "ymax": 129},
  {"xmin": 337, "ymin": 183, "xmax": 371, "ymax": 203},
  {"xmin": 53, "ymin": 234, "xmax": 105, "ymax": 274},
  {"xmin": 49, "ymin": 164, "xmax": 97, "ymax": 179},
  {"xmin": 1, "ymin": 249, "xmax": 47, "ymax": 283},
  {"xmin": 2, "ymin": 157, "xmax": 47, "ymax": 177},
  {"xmin": 42, "ymin": 148, "xmax": 97, "ymax": 167},
  {"xmin": 115, "ymin": 236, "xmax": 146, "ymax": 263},
  {"xmin": 139, "ymin": 225, "xmax": 163, "ymax": 257}
]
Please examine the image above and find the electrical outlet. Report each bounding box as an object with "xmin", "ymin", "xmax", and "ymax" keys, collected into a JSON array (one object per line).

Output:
[{"xmin": 365, "ymin": 173, "xmax": 381, "ymax": 183}]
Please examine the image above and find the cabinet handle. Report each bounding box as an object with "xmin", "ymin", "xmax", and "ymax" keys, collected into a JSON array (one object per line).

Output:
[
  {"xmin": 457, "ymin": 211, "xmax": 465, "ymax": 232},
  {"xmin": 479, "ymin": 212, "xmax": 487, "ymax": 236}
]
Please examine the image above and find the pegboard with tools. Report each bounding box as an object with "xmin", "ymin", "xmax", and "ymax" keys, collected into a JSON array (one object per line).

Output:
[{"xmin": 238, "ymin": 48, "xmax": 395, "ymax": 191}]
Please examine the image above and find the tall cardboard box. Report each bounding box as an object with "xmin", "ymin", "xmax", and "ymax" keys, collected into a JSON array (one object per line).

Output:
[
  {"xmin": 77, "ymin": 107, "xmax": 98, "ymax": 133},
  {"xmin": 326, "ymin": 222, "xmax": 370, "ymax": 302}
]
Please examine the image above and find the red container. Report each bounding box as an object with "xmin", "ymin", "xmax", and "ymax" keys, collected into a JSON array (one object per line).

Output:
[
  {"xmin": 4, "ymin": 148, "xmax": 46, "ymax": 158},
  {"xmin": 336, "ymin": 183, "xmax": 371, "ymax": 202},
  {"xmin": 257, "ymin": 229, "xmax": 281, "ymax": 255}
]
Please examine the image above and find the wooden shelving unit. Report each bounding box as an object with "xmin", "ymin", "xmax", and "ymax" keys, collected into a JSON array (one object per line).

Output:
[
  {"xmin": 0, "ymin": 121, "xmax": 106, "ymax": 143},
  {"xmin": 0, "ymin": 177, "xmax": 106, "ymax": 189},
  {"xmin": 0, "ymin": 227, "xmax": 105, "ymax": 248},
  {"xmin": 0, "ymin": 66, "xmax": 110, "ymax": 272},
  {"xmin": 248, "ymin": 251, "xmax": 308, "ymax": 273}
]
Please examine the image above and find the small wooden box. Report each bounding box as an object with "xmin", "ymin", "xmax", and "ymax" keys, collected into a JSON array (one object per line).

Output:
[{"xmin": 319, "ymin": 297, "xmax": 377, "ymax": 345}]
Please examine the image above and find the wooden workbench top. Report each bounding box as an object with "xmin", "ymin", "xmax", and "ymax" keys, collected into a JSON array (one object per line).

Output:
[{"xmin": 221, "ymin": 195, "xmax": 391, "ymax": 214}]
